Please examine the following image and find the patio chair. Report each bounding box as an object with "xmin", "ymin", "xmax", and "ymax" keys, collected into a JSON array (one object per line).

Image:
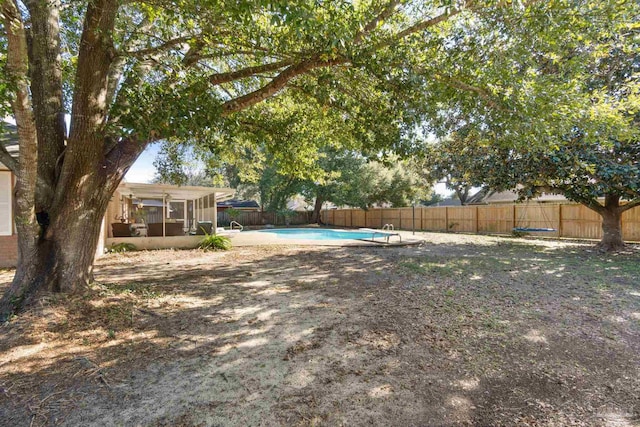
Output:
[
  {"xmin": 195, "ymin": 221, "xmax": 213, "ymax": 235},
  {"xmin": 111, "ymin": 222, "xmax": 132, "ymax": 237},
  {"xmin": 148, "ymin": 221, "xmax": 185, "ymax": 236}
]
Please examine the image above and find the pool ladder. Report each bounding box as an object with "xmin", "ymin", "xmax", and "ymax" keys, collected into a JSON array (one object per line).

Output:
[
  {"xmin": 382, "ymin": 223, "xmax": 395, "ymax": 231},
  {"xmin": 230, "ymin": 221, "xmax": 244, "ymax": 231}
]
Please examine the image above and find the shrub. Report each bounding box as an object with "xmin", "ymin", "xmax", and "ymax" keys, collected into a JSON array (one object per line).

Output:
[
  {"xmin": 198, "ymin": 233, "xmax": 232, "ymax": 251},
  {"xmin": 226, "ymin": 208, "xmax": 242, "ymax": 220},
  {"xmin": 107, "ymin": 243, "xmax": 137, "ymax": 253}
]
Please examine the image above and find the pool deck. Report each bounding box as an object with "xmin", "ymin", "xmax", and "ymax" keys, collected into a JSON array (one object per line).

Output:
[{"xmin": 229, "ymin": 228, "xmax": 424, "ymax": 247}]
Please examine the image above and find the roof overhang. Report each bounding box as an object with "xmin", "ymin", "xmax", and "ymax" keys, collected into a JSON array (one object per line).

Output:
[{"xmin": 118, "ymin": 182, "xmax": 235, "ymax": 201}]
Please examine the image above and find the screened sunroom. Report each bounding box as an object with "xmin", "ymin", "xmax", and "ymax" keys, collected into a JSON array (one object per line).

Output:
[{"xmin": 103, "ymin": 182, "xmax": 235, "ymax": 250}]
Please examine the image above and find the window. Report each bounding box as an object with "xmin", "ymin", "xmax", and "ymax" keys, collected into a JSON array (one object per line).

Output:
[
  {"xmin": 0, "ymin": 172, "xmax": 12, "ymax": 236},
  {"xmin": 169, "ymin": 200, "xmax": 185, "ymax": 221}
]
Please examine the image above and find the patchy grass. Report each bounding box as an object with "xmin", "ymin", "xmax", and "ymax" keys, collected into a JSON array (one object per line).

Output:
[
  {"xmin": 99, "ymin": 281, "xmax": 165, "ymax": 299},
  {"xmin": 0, "ymin": 233, "xmax": 639, "ymax": 426}
]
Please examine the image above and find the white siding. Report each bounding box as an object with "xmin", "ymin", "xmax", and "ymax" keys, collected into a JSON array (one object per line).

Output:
[{"xmin": 0, "ymin": 171, "xmax": 12, "ymax": 235}]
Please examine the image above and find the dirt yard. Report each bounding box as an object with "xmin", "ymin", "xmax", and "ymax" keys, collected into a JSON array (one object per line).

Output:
[{"xmin": 1, "ymin": 232, "xmax": 639, "ymax": 426}]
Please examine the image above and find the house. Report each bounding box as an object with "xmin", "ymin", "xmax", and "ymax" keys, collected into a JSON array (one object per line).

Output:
[
  {"xmin": 0, "ymin": 123, "xmax": 18, "ymax": 268},
  {"xmin": 0, "ymin": 123, "xmax": 236, "ymax": 266},
  {"xmin": 216, "ymin": 199, "xmax": 260, "ymax": 211},
  {"xmin": 430, "ymin": 196, "xmax": 463, "ymax": 207}
]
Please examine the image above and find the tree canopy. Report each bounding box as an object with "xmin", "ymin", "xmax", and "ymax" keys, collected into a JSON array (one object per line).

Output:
[
  {"xmin": 409, "ymin": 0, "xmax": 640, "ymax": 249},
  {"xmin": 2, "ymin": 0, "xmax": 480, "ymax": 316}
]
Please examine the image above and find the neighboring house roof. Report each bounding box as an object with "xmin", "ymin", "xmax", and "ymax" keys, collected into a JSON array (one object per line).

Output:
[
  {"xmin": 1, "ymin": 122, "xmax": 19, "ymax": 160},
  {"xmin": 217, "ymin": 199, "xmax": 259, "ymax": 209},
  {"xmin": 287, "ymin": 195, "xmax": 313, "ymax": 211},
  {"xmin": 431, "ymin": 196, "xmax": 463, "ymax": 207},
  {"xmin": 465, "ymin": 189, "xmax": 490, "ymax": 205},
  {"xmin": 468, "ymin": 189, "xmax": 568, "ymax": 204}
]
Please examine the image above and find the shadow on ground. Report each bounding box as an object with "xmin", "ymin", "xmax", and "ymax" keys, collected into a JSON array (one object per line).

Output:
[{"xmin": 0, "ymin": 233, "xmax": 639, "ymax": 426}]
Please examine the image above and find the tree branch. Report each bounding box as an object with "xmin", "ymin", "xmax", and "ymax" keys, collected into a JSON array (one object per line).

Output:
[
  {"xmin": 354, "ymin": 0, "xmax": 402, "ymax": 44},
  {"xmin": 209, "ymin": 59, "xmax": 295, "ymax": 86},
  {"xmin": 396, "ymin": 10, "xmax": 453, "ymax": 39},
  {"xmin": 531, "ymin": 184, "xmax": 607, "ymax": 214},
  {"xmin": 620, "ymin": 198, "xmax": 640, "ymax": 213},
  {"xmin": 1, "ymin": 0, "xmax": 39, "ymax": 235},
  {"xmin": 125, "ymin": 35, "xmax": 194, "ymax": 58},
  {"xmin": 25, "ymin": 0, "xmax": 68, "ymax": 211},
  {"xmin": 434, "ymin": 74, "xmax": 511, "ymax": 112},
  {"xmin": 210, "ymin": 3, "xmax": 468, "ymax": 117},
  {"xmin": 577, "ymin": 196, "xmax": 605, "ymax": 214},
  {"xmin": 221, "ymin": 57, "xmax": 349, "ymax": 115},
  {"xmin": 104, "ymin": 135, "xmax": 152, "ymax": 181},
  {"xmin": 375, "ymin": 6, "xmax": 462, "ymax": 50}
]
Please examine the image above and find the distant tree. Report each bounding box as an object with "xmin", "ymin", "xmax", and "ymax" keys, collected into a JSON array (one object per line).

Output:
[
  {"xmin": 225, "ymin": 208, "xmax": 242, "ymax": 222},
  {"xmin": 301, "ymin": 150, "xmax": 375, "ymax": 223},
  {"xmin": 301, "ymin": 151, "xmax": 429, "ymax": 223},
  {"xmin": 421, "ymin": 193, "xmax": 445, "ymax": 206},
  {"xmin": 257, "ymin": 161, "xmax": 305, "ymax": 212},
  {"xmin": 153, "ymin": 166, "xmax": 219, "ymax": 188},
  {"xmin": 152, "ymin": 142, "xmax": 228, "ymax": 187},
  {"xmin": 365, "ymin": 161, "xmax": 427, "ymax": 208},
  {"xmin": 415, "ymin": 132, "xmax": 482, "ymax": 205},
  {"xmin": 417, "ymin": 122, "xmax": 640, "ymax": 252}
]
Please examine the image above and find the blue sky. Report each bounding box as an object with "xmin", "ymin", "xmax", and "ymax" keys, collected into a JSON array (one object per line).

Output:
[{"xmin": 125, "ymin": 143, "xmax": 160, "ymax": 183}]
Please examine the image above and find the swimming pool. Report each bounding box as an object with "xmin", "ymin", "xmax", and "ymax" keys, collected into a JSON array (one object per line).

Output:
[{"xmin": 255, "ymin": 228, "xmax": 399, "ymax": 242}]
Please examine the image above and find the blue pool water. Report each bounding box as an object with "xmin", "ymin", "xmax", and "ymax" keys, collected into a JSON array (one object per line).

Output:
[{"xmin": 256, "ymin": 228, "xmax": 394, "ymax": 241}]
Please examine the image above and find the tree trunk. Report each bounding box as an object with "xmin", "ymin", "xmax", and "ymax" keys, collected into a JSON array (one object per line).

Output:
[
  {"xmin": 455, "ymin": 186, "xmax": 470, "ymax": 206},
  {"xmin": 0, "ymin": 175, "xmax": 117, "ymax": 318},
  {"xmin": 311, "ymin": 196, "xmax": 325, "ymax": 224},
  {"xmin": 597, "ymin": 205, "xmax": 625, "ymax": 252}
]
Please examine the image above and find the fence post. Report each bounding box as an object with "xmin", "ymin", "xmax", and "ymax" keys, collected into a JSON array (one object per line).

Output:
[
  {"xmin": 445, "ymin": 207, "xmax": 449, "ymax": 232},
  {"xmin": 474, "ymin": 205, "xmax": 479, "ymax": 233},
  {"xmin": 512, "ymin": 204, "xmax": 516, "ymax": 229},
  {"xmin": 412, "ymin": 205, "xmax": 415, "ymax": 234},
  {"xmin": 558, "ymin": 204, "xmax": 563, "ymax": 238}
]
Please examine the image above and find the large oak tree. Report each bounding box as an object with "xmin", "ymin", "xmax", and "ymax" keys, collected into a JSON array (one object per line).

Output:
[{"xmin": 0, "ymin": 0, "xmax": 478, "ymax": 317}]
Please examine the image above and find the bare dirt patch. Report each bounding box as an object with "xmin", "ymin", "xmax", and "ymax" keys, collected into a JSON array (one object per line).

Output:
[{"xmin": 1, "ymin": 233, "xmax": 639, "ymax": 426}]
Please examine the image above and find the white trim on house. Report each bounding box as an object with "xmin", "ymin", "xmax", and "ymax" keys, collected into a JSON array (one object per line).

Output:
[{"xmin": 118, "ymin": 182, "xmax": 235, "ymax": 201}]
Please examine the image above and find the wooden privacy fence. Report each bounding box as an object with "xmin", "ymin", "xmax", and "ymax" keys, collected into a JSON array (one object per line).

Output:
[
  {"xmin": 321, "ymin": 203, "xmax": 640, "ymax": 242},
  {"xmin": 218, "ymin": 210, "xmax": 312, "ymax": 227}
]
